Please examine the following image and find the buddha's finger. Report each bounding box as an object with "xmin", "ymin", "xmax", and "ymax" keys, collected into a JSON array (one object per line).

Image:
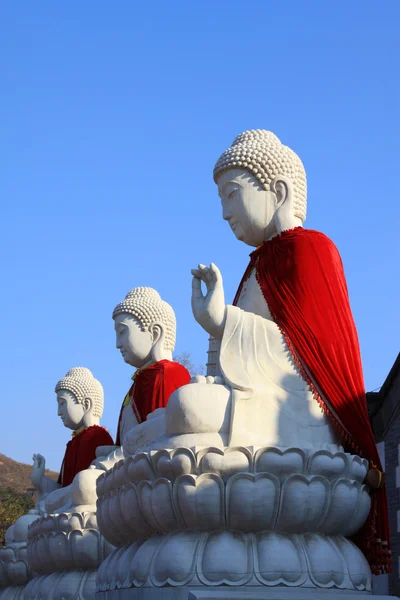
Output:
[
  {"xmin": 210, "ymin": 263, "xmax": 222, "ymax": 283},
  {"xmin": 191, "ymin": 268, "xmax": 203, "ymax": 278},
  {"xmin": 199, "ymin": 265, "xmax": 214, "ymax": 285},
  {"xmin": 191, "ymin": 276, "xmax": 204, "ymax": 298}
]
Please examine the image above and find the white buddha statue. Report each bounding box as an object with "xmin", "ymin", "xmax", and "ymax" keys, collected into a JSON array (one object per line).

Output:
[
  {"xmin": 94, "ymin": 287, "xmax": 191, "ymax": 469},
  {"xmin": 31, "ymin": 367, "xmax": 113, "ymax": 514},
  {"xmin": 95, "ymin": 131, "xmax": 391, "ymax": 595},
  {"xmin": 125, "ymin": 131, "xmax": 338, "ymax": 452}
]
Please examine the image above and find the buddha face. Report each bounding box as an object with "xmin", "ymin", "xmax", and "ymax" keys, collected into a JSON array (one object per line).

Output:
[
  {"xmin": 114, "ymin": 313, "xmax": 154, "ymax": 368},
  {"xmin": 217, "ymin": 168, "xmax": 280, "ymax": 247},
  {"xmin": 57, "ymin": 390, "xmax": 89, "ymax": 430}
]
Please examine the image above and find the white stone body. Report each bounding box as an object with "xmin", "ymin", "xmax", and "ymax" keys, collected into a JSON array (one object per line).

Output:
[{"xmin": 220, "ymin": 269, "xmax": 339, "ymax": 449}]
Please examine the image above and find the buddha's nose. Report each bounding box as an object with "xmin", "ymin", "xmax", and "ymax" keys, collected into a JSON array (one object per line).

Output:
[{"xmin": 222, "ymin": 205, "xmax": 231, "ymax": 221}]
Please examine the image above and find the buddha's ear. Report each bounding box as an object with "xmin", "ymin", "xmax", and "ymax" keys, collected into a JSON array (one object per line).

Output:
[
  {"xmin": 83, "ymin": 397, "xmax": 92, "ymax": 414},
  {"xmin": 149, "ymin": 322, "xmax": 165, "ymax": 346},
  {"xmin": 270, "ymin": 175, "xmax": 293, "ymax": 211}
]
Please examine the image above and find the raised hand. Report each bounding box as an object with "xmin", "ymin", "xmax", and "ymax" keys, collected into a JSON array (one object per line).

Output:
[
  {"xmin": 191, "ymin": 263, "xmax": 226, "ymax": 339},
  {"xmin": 31, "ymin": 453, "xmax": 46, "ymax": 488}
]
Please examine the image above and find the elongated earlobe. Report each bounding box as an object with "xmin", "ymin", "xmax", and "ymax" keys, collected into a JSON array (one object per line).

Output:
[
  {"xmin": 83, "ymin": 397, "xmax": 92, "ymax": 414},
  {"xmin": 270, "ymin": 177, "xmax": 289, "ymax": 209},
  {"xmin": 150, "ymin": 323, "xmax": 162, "ymax": 345}
]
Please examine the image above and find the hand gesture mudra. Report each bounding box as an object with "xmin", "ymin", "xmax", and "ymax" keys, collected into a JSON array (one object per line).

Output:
[
  {"xmin": 31, "ymin": 453, "xmax": 46, "ymax": 488},
  {"xmin": 191, "ymin": 263, "xmax": 226, "ymax": 339}
]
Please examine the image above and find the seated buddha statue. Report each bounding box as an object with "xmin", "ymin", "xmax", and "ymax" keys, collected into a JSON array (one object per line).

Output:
[
  {"xmin": 122, "ymin": 129, "xmax": 390, "ymax": 576},
  {"xmin": 95, "ymin": 287, "xmax": 191, "ymax": 467},
  {"xmin": 31, "ymin": 367, "xmax": 113, "ymax": 514}
]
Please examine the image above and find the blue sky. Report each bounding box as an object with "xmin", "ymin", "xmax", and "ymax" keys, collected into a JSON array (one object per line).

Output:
[{"xmin": 1, "ymin": 2, "xmax": 399, "ymax": 471}]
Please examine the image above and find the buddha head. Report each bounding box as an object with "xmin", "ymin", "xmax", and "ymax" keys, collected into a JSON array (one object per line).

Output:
[
  {"xmin": 55, "ymin": 367, "xmax": 104, "ymax": 431},
  {"xmin": 112, "ymin": 287, "xmax": 176, "ymax": 368},
  {"xmin": 213, "ymin": 130, "xmax": 307, "ymax": 247}
]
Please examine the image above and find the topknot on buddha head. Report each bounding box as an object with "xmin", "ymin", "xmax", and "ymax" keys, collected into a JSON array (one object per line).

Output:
[
  {"xmin": 55, "ymin": 367, "xmax": 104, "ymax": 418},
  {"xmin": 112, "ymin": 287, "xmax": 176, "ymax": 351},
  {"xmin": 213, "ymin": 129, "xmax": 307, "ymax": 222}
]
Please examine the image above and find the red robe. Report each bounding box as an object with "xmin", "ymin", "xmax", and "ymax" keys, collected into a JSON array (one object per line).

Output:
[
  {"xmin": 58, "ymin": 425, "xmax": 114, "ymax": 488},
  {"xmin": 234, "ymin": 227, "xmax": 391, "ymax": 575},
  {"xmin": 115, "ymin": 359, "xmax": 191, "ymax": 446}
]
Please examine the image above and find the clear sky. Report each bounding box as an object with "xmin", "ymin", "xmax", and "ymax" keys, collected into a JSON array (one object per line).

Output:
[{"xmin": 1, "ymin": 2, "xmax": 399, "ymax": 471}]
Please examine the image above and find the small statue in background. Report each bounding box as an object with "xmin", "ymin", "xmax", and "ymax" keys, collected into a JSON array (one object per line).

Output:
[{"xmin": 31, "ymin": 367, "xmax": 113, "ymax": 514}]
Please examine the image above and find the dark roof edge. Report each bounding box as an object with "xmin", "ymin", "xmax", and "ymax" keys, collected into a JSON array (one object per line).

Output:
[{"xmin": 379, "ymin": 352, "xmax": 400, "ymax": 397}]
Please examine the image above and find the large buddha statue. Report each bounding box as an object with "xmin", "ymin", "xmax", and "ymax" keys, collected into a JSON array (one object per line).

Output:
[
  {"xmin": 113, "ymin": 131, "xmax": 390, "ymax": 588},
  {"xmin": 31, "ymin": 367, "xmax": 113, "ymax": 514}
]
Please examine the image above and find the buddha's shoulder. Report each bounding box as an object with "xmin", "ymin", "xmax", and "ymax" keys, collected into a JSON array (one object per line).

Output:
[
  {"xmin": 294, "ymin": 228, "xmax": 339, "ymax": 251},
  {"xmin": 81, "ymin": 425, "xmax": 113, "ymax": 444}
]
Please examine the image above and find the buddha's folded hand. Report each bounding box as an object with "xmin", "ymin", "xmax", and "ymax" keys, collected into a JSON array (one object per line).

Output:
[
  {"xmin": 191, "ymin": 263, "xmax": 226, "ymax": 339},
  {"xmin": 124, "ymin": 412, "xmax": 167, "ymax": 455}
]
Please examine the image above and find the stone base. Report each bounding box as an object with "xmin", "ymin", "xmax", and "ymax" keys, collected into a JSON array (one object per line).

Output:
[
  {"xmin": 0, "ymin": 586, "xmax": 26, "ymax": 600},
  {"xmin": 96, "ymin": 532, "xmax": 372, "ymax": 593},
  {"xmin": 24, "ymin": 570, "xmax": 97, "ymax": 600},
  {"xmin": 95, "ymin": 586, "xmax": 396, "ymax": 600}
]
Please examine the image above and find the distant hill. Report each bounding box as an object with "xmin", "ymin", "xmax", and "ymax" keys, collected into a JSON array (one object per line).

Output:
[{"xmin": 0, "ymin": 453, "xmax": 58, "ymax": 494}]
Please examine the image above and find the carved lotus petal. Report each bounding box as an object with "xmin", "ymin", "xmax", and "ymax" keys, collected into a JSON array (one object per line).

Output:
[
  {"xmin": 138, "ymin": 479, "xmax": 181, "ymax": 532},
  {"xmin": 97, "ymin": 494, "xmax": 115, "ymax": 547},
  {"xmin": 107, "ymin": 491, "xmax": 132, "ymax": 543},
  {"xmin": 127, "ymin": 537, "xmax": 163, "ymax": 587},
  {"xmin": 197, "ymin": 447, "xmax": 252, "ymax": 480},
  {"xmin": 348, "ymin": 455, "xmax": 369, "ymax": 483},
  {"xmin": 39, "ymin": 516, "xmax": 56, "ymax": 535},
  {"xmin": 113, "ymin": 460, "xmax": 128, "ymax": 489},
  {"xmin": 4, "ymin": 558, "xmax": 29, "ymax": 586},
  {"xmin": 254, "ymin": 447, "xmax": 306, "ymax": 478},
  {"xmin": 119, "ymin": 483, "xmax": 153, "ymax": 540},
  {"xmin": 304, "ymin": 533, "xmax": 348, "ymax": 587},
  {"xmin": 97, "ymin": 545, "xmax": 126, "ymax": 590},
  {"xmin": 151, "ymin": 532, "xmax": 202, "ymax": 586},
  {"xmin": 99, "ymin": 497, "xmax": 126, "ymax": 549},
  {"xmin": 127, "ymin": 452, "xmax": 156, "ymax": 483},
  {"xmin": 345, "ymin": 484, "xmax": 371, "ymax": 537},
  {"xmin": 173, "ymin": 474, "xmax": 224, "ymax": 531},
  {"xmin": 199, "ymin": 531, "xmax": 252, "ymax": 585},
  {"xmin": 31, "ymin": 535, "xmax": 54, "ymax": 573},
  {"xmin": 104, "ymin": 470, "xmax": 114, "ymax": 493},
  {"xmin": 111, "ymin": 542, "xmax": 138, "ymax": 589},
  {"xmin": 334, "ymin": 536, "xmax": 371, "ymax": 590},
  {"xmin": 46, "ymin": 531, "xmax": 71, "ymax": 571},
  {"xmin": 307, "ymin": 450, "xmax": 348, "ymax": 479},
  {"xmin": 0, "ymin": 560, "xmax": 8, "ymax": 587},
  {"xmin": 65, "ymin": 512, "xmax": 84, "ymax": 531},
  {"xmin": 84, "ymin": 512, "xmax": 98, "ymax": 530},
  {"xmin": 151, "ymin": 448, "xmax": 196, "ymax": 480},
  {"xmin": 255, "ymin": 532, "xmax": 307, "ymax": 585},
  {"xmin": 226, "ymin": 473, "xmax": 280, "ymax": 531},
  {"xmin": 276, "ymin": 475, "xmax": 329, "ymax": 532},
  {"xmin": 70, "ymin": 530, "xmax": 99, "ymax": 569},
  {"xmin": 319, "ymin": 480, "xmax": 370, "ymax": 536},
  {"xmin": 97, "ymin": 472, "xmax": 107, "ymax": 496},
  {"xmin": 25, "ymin": 570, "xmax": 97, "ymax": 600},
  {"xmin": 0, "ymin": 547, "xmax": 16, "ymax": 562}
]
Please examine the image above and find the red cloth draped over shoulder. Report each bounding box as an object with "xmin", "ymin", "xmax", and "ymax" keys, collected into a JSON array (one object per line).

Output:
[
  {"xmin": 58, "ymin": 425, "xmax": 114, "ymax": 488},
  {"xmin": 116, "ymin": 360, "xmax": 191, "ymax": 446},
  {"xmin": 233, "ymin": 227, "xmax": 391, "ymax": 575}
]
